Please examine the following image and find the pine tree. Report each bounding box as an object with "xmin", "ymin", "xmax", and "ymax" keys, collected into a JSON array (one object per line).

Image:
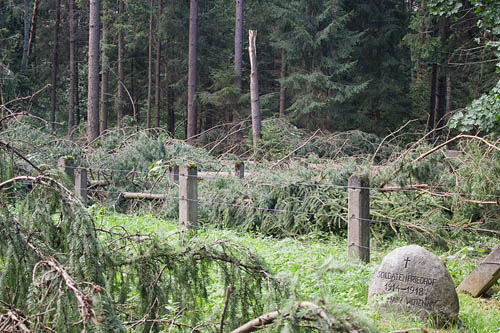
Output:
[
  {"xmin": 344, "ymin": 0, "xmax": 412, "ymax": 134},
  {"xmin": 271, "ymin": 0, "xmax": 367, "ymax": 130}
]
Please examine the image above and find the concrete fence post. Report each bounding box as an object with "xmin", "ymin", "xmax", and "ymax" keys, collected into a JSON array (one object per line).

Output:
[
  {"xmin": 179, "ymin": 164, "xmax": 197, "ymax": 229},
  {"xmin": 57, "ymin": 156, "xmax": 75, "ymax": 181},
  {"xmin": 234, "ymin": 161, "xmax": 244, "ymax": 179},
  {"xmin": 74, "ymin": 168, "xmax": 88, "ymax": 204},
  {"xmin": 347, "ymin": 174, "xmax": 370, "ymax": 263},
  {"xmin": 169, "ymin": 164, "xmax": 179, "ymax": 184}
]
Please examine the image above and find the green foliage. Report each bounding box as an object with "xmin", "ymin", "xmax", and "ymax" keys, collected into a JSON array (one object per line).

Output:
[
  {"xmin": 0, "ymin": 178, "xmax": 122, "ymax": 332},
  {"xmin": 270, "ymin": 0, "xmax": 368, "ymax": 129},
  {"xmin": 427, "ymin": 0, "xmax": 500, "ymax": 134},
  {"xmin": 343, "ymin": 0, "xmax": 413, "ymax": 134},
  {"xmin": 449, "ymin": 80, "xmax": 500, "ymax": 133},
  {"xmin": 0, "ymin": 175, "xmax": 285, "ymax": 331},
  {"xmin": 254, "ymin": 118, "xmax": 399, "ymax": 162}
]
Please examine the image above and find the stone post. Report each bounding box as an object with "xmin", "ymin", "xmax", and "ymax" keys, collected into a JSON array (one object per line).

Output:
[
  {"xmin": 74, "ymin": 168, "xmax": 88, "ymax": 204},
  {"xmin": 234, "ymin": 161, "xmax": 244, "ymax": 179},
  {"xmin": 57, "ymin": 156, "xmax": 75, "ymax": 181},
  {"xmin": 348, "ymin": 174, "xmax": 370, "ymax": 263},
  {"xmin": 179, "ymin": 164, "xmax": 197, "ymax": 229},
  {"xmin": 169, "ymin": 164, "xmax": 179, "ymax": 184}
]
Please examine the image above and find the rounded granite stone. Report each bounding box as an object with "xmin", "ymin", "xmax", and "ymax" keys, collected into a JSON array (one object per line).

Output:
[{"xmin": 368, "ymin": 245, "xmax": 459, "ymax": 326}]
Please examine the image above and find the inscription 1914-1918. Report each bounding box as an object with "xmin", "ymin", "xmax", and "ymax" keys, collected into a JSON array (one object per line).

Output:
[{"xmin": 368, "ymin": 245, "xmax": 459, "ymax": 327}]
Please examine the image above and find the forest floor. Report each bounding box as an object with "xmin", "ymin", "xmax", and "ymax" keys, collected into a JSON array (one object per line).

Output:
[{"xmin": 97, "ymin": 211, "xmax": 500, "ymax": 333}]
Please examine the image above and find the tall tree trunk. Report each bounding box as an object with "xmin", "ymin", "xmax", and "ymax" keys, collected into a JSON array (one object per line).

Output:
[
  {"xmin": 154, "ymin": 0, "xmax": 162, "ymax": 129},
  {"xmin": 427, "ymin": 63, "xmax": 437, "ymax": 137},
  {"xmin": 248, "ymin": 30, "xmax": 261, "ymax": 150},
  {"xmin": 68, "ymin": 0, "xmax": 77, "ymax": 137},
  {"xmin": 116, "ymin": 0, "xmax": 125, "ymax": 128},
  {"xmin": 87, "ymin": 0, "xmax": 100, "ymax": 143},
  {"xmin": 279, "ymin": 48, "xmax": 286, "ymax": 117},
  {"xmin": 435, "ymin": 74, "xmax": 445, "ymax": 134},
  {"xmin": 27, "ymin": 0, "xmax": 40, "ymax": 58},
  {"xmin": 417, "ymin": 0, "xmax": 426, "ymax": 81},
  {"xmin": 167, "ymin": 63, "xmax": 175, "ymax": 136},
  {"xmin": 131, "ymin": 53, "xmax": 137, "ymax": 122},
  {"xmin": 75, "ymin": 43, "xmax": 81, "ymax": 125},
  {"xmin": 22, "ymin": 0, "xmax": 30, "ymax": 67},
  {"xmin": 50, "ymin": 0, "xmax": 61, "ymax": 134},
  {"xmin": 233, "ymin": 0, "xmax": 243, "ymax": 128},
  {"xmin": 100, "ymin": 1, "xmax": 109, "ymax": 134},
  {"xmin": 445, "ymin": 74, "xmax": 452, "ymax": 115},
  {"xmin": 146, "ymin": 0, "xmax": 154, "ymax": 129},
  {"xmin": 187, "ymin": 0, "xmax": 198, "ymax": 142}
]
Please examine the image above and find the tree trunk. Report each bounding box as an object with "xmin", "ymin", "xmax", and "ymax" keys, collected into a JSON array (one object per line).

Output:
[
  {"xmin": 50, "ymin": 0, "xmax": 61, "ymax": 134},
  {"xmin": 427, "ymin": 63, "xmax": 437, "ymax": 137},
  {"xmin": 435, "ymin": 74, "xmax": 445, "ymax": 135},
  {"xmin": 75, "ymin": 43, "xmax": 81, "ymax": 125},
  {"xmin": 146, "ymin": 0, "xmax": 154, "ymax": 129},
  {"xmin": 116, "ymin": 0, "xmax": 125, "ymax": 128},
  {"xmin": 131, "ymin": 53, "xmax": 137, "ymax": 123},
  {"xmin": 154, "ymin": 0, "xmax": 163, "ymax": 130},
  {"xmin": 100, "ymin": 1, "xmax": 109, "ymax": 134},
  {"xmin": 87, "ymin": 0, "xmax": 101, "ymax": 143},
  {"xmin": 187, "ymin": 0, "xmax": 198, "ymax": 143},
  {"xmin": 22, "ymin": 0, "xmax": 30, "ymax": 67},
  {"xmin": 248, "ymin": 30, "xmax": 261, "ymax": 150},
  {"xmin": 279, "ymin": 48, "xmax": 286, "ymax": 117},
  {"xmin": 446, "ymin": 74, "xmax": 452, "ymax": 115},
  {"xmin": 27, "ymin": 0, "xmax": 40, "ymax": 58},
  {"xmin": 167, "ymin": 63, "xmax": 175, "ymax": 136},
  {"xmin": 68, "ymin": 0, "xmax": 77, "ymax": 137},
  {"xmin": 233, "ymin": 0, "xmax": 243, "ymax": 128}
]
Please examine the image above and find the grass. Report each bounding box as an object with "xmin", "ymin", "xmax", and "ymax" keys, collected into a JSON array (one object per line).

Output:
[{"xmin": 94, "ymin": 209, "xmax": 500, "ymax": 332}]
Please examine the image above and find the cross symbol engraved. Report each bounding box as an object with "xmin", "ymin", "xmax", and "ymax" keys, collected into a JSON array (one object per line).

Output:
[{"xmin": 403, "ymin": 257, "xmax": 411, "ymax": 268}]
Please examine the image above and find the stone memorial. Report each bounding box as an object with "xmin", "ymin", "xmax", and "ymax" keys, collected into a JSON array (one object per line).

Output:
[{"xmin": 368, "ymin": 245, "xmax": 459, "ymax": 326}]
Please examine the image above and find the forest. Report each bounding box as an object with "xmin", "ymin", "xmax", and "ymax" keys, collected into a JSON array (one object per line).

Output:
[{"xmin": 1, "ymin": 0, "xmax": 500, "ymax": 332}]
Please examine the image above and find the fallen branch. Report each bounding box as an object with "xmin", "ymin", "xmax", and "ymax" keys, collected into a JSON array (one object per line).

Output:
[
  {"xmin": 121, "ymin": 192, "xmax": 171, "ymax": 200},
  {"xmin": 412, "ymin": 134, "xmax": 500, "ymax": 164},
  {"xmin": 219, "ymin": 284, "xmax": 232, "ymax": 333},
  {"xmin": 230, "ymin": 301, "xmax": 355, "ymax": 333},
  {"xmin": 391, "ymin": 329, "xmax": 428, "ymax": 333},
  {"xmin": 34, "ymin": 258, "xmax": 98, "ymax": 326},
  {"xmin": 272, "ymin": 129, "xmax": 320, "ymax": 168},
  {"xmin": 0, "ymin": 141, "xmax": 42, "ymax": 172},
  {"xmin": 371, "ymin": 119, "xmax": 419, "ymax": 165},
  {"xmin": 0, "ymin": 175, "xmax": 82, "ymax": 206},
  {"xmin": 0, "ymin": 311, "xmax": 31, "ymax": 333}
]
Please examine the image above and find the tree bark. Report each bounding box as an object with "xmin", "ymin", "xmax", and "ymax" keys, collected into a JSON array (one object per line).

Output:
[
  {"xmin": 146, "ymin": 0, "xmax": 154, "ymax": 129},
  {"xmin": 435, "ymin": 74, "xmax": 445, "ymax": 133},
  {"xmin": 279, "ymin": 48, "xmax": 286, "ymax": 117},
  {"xmin": 427, "ymin": 63, "xmax": 437, "ymax": 137},
  {"xmin": 75, "ymin": 43, "xmax": 81, "ymax": 125},
  {"xmin": 22, "ymin": 0, "xmax": 30, "ymax": 67},
  {"xmin": 50, "ymin": 0, "xmax": 61, "ymax": 134},
  {"xmin": 87, "ymin": 0, "xmax": 101, "ymax": 143},
  {"xmin": 154, "ymin": 0, "xmax": 163, "ymax": 129},
  {"xmin": 187, "ymin": 0, "xmax": 198, "ymax": 143},
  {"xmin": 116, "ymin": 0, "xmax": 125, "ymax": 128},
  {"xmin": 233, "ymin": 0, "xmax": 243, "ymax": 128},
  {"xmin": 27, "ymin": 0, "xmax": 40, "ymax": 58},
  {"xmin": 248, "ymin": 30, "xmax": 261, "ymax": 150},
  {"xmin": 167, "ymin": 63, "xmax": 175, "ymax": 136},
  {"xmin": 100, "ymin": 1, "xmax": 109, "ymax": 134},
  {"xmin": 446, "ymin": 74, "xmax": 452, "ymax": 115},
  {"xmin": 231, "ymin": 301, "xmax": 339, "ymax": 333},
  {"xmin": 68, "ymin": 0, "xmax": 77, "ymax": 137}
]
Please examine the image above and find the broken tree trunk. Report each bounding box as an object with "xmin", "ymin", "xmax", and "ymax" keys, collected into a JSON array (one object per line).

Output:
[{"xmin": 248, "ymin": 30, "xmax": 261, "ymax": 150}]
